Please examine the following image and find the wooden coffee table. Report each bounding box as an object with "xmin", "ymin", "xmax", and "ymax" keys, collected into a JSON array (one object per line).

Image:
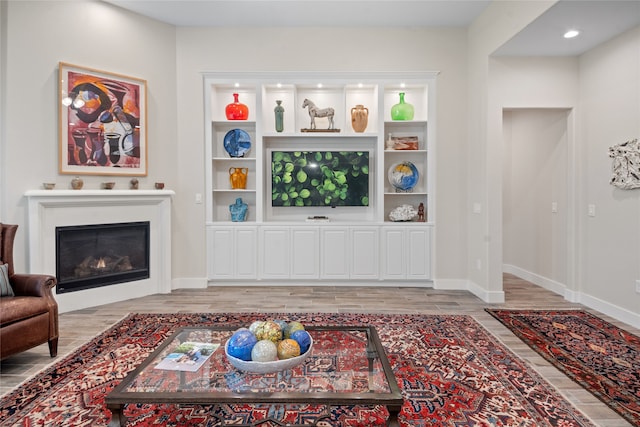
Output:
[{"xmin": 106, "ymin": 325, "xmax": 403, "ymax": 427}]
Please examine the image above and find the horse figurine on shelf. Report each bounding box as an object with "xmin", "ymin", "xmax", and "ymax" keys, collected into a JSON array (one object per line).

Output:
[{"xmin": 302, "ymin": 98, "xmax": 335, "ymax": 130}]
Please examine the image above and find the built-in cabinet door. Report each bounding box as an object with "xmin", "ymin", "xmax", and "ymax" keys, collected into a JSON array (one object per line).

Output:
[
  {"xmin": 261, "ymin": 227, "xmax": 290, "ymax": 279},
  {"xmin": 207, "ymin": 227, "xmax": 257, "ymax": 280},
  {"xmin": 235, "ymin": 227, "xmax": 258, "ymax": 279},
  {"xmin": 381, "ymin": 227, "xmax": 405, "ymax": 279},
  {"xmin": 350, "ymin": 227, "xmax": 379, "ymax": 279},
  {"xmin": 406, "ymin": 228, "xmax": 431, "ymax": 279},
  {"xmin": 291, "ymin": 227, "xmax": 319, "ymax": 279},
  {"xmin": 321, "ymin": 227, "xmax": 349, "ymax": 279},
  {"xmin": 381, "ymin": 226, "xmax": 432, "ymax": 280}
]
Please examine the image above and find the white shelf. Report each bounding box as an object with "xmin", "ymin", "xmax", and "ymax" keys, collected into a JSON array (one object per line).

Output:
[{"xmin": 205, "ymin": 72, "xmax": 435, "ymax": 226}]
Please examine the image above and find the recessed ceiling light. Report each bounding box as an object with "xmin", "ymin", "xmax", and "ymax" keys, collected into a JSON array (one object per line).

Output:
[
  {"xmin": 564, "ymin": 30, "xmax": 580, "ymax": 39},
  {"xmin": 234, "ymin": 82, "xmax": 240, "ymax": 88},
  {"xmin": 317, "ymin": 83, "xmax": 323, "ymax": 88}
]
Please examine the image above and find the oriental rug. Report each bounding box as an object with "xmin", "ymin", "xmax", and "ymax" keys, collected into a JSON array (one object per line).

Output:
[
  {"xmin": 486, "ymin": 309, "xmax": 640, "ymax": 426},
  {"xmin": 0, "ymin": 312, "xmax": 596, "ymax": 427}
]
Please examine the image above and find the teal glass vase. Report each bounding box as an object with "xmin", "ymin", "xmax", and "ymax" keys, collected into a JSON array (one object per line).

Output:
[{"xmin": 390, "ymin": 92, "xmax": 414, "ymax": 121}]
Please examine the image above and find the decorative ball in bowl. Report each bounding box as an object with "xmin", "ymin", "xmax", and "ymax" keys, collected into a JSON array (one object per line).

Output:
[
  {"xmin": 43, "ymin": 183, "xmax": 56, "ymax": 190},
  {"xmin": 102, "ymin": 182, "xmax": 116, "ymax": 190},
  {"xmin": 225, "ymin": 321, "xmax": 313, "ymax": 374}
]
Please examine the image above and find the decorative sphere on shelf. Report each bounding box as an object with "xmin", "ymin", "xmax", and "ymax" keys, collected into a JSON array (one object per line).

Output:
[
  {"xmin": 284, "ymin": 321, "xmax": 305, "ymax": 339},
  {"xmin": 290, "ymin": 330, "xmax": 311, "ymax": 354},
  {"xmin": 255, "ymin": 320, "xmax": 282, "ymax": 343},
  {"xmin": 227, "ymin": 329, "xmax": 257, "ymax": 361},
  {"xmin": 388, "ymin": 161, "xmax": 419, "ymax": 192},
  {"xmin": 277, "ymin": 339, "xmax": 301, "ymax": 360},
  {"xmin": 251, "ymin": 339, "xmax": 278, "ymax": 362}
]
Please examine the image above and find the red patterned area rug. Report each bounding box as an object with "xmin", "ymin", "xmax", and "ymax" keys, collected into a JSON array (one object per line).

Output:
[
  {"xmin": 486, "ymin": 309, "xmax": 640, "ymax": 426},
  {"xmin": 0, "ymin": 313, "xmax": 596, "ymax": 427}
]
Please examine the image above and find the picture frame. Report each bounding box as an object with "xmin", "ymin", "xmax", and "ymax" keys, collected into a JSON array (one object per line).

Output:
[{"xmin": 59, "ymin": 62, "xmax": 147, "ymax": 176}]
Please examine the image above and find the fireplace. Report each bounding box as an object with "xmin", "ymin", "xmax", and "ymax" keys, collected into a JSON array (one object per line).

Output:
[{"xmin": 56, "ymin": 221, "xmax": 150, "ymax": 294}]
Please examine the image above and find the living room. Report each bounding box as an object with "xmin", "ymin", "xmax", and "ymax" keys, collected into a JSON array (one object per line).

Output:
[{"xmin": 0, "ymin": 0, "xmax": 639, "ymax": 425}]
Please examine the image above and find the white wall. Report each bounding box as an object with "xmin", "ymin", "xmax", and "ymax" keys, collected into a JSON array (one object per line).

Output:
[
  {"xmin": 0, "ymin": 1, "xmax": 177, "ymax": 272},
  {"xmin": 577, "ymin": 26, "xmax": 640, "ymax": 322},
  {"xmin": 173, "ymin": 27, "xmax": 470, "ymax": 283}
]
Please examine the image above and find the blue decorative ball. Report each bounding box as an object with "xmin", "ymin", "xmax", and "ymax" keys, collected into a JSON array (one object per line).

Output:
[
  {"xmin": 290, "ymin": 330, "xmax": 311, "ymax": 354},
  {"xmin": 227, "ymin": 328, "xmax": 257, "ymax": 361}
]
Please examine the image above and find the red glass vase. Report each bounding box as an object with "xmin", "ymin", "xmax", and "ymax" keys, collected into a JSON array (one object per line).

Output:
[{"xmin": 225, "ymin": 93, "xmax": 249, "ymax": 120}]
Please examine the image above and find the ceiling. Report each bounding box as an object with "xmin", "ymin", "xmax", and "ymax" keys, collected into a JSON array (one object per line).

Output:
[{"xmin": 103, "ymin": 0, "xmax": 640, "ymax": 56}]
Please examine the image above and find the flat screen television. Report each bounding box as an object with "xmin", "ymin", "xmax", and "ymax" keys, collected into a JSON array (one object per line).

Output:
[{"xmin": 271, "ymin": 151, "xmax": 369, "ymax": 207}]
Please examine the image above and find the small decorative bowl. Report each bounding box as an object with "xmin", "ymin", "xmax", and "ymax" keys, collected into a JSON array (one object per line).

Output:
[
  {"xmin": 43, "ymin": 183, "xmax": 55, "ymax": 190},
  {"xmin": 102, "ymin": 182, "xmax": 116, "ymax": 190},
  {"xmin": 225, "ymin": 336, "xmax": 313, "ymax": 374},
  {"xmin": 154, "ymin": 182, "xmax": 165, "ymax": 190}
]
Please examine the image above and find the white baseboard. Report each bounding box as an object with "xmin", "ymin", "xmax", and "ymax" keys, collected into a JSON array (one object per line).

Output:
[
  {"xmin": 503, "ymin": 264, "xmax": 567, "ymax": 295},
  {"xmin": 172, "ymin": 277, "xmax": 208, "ymax": 289},
  {"xmin": 435, "ymin": 278, "xmax": 505, "ymax": 303},
  {"xmin": 503, "ymin": 264, "xmax": 640, "ymax": 330}
]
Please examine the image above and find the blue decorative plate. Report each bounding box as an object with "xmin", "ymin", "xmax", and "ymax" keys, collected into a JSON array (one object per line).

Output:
[
  {"xmin": 388, "ymin": 161, "xmax": 419, "ymax": 191},
  {"xmin": 224, "ymin": 129, "xmax": 251, "ymax": 158}
]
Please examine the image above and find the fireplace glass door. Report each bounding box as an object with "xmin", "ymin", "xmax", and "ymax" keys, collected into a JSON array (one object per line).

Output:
[{"xmin": 56, "ymin": 222, "xmax": 150, "ymax": 294}]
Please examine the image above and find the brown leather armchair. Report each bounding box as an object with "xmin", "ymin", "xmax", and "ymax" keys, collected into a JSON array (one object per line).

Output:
[{"xmin": 0, "ymin": 224, "xmax": 59, "ymax": 360}]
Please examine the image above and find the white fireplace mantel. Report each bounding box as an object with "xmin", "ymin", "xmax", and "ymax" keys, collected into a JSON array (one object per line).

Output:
[{"xmin": 24, "ymin": 189, "xmax": 174, "ymax": 313}]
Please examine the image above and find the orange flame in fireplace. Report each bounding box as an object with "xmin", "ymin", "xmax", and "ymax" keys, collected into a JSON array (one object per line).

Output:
[{"xmin": 96, "ymin": 258, "xmax": 106, "ymax": 269}]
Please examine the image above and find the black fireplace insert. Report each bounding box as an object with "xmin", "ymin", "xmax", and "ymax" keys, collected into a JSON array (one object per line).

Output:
[{"xmin": 56, "ymin": 221, "xmax": 150, "ymax": 294}]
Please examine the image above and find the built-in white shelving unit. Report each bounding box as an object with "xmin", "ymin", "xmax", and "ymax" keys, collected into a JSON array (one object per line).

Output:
[{"xmin": 204, "ymin": 72, "xmax": 437, "ymax": 284}]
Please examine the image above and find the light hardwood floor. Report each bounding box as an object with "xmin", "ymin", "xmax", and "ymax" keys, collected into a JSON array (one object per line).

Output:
[{"xmin": 1, "ymin": 274, "xmax": 637, "ymax": 426}]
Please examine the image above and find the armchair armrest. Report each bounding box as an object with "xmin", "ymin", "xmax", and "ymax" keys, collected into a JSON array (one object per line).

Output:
[{"xmin": 11, "ymin": 274, "xmax": 57, "ymax": 297}]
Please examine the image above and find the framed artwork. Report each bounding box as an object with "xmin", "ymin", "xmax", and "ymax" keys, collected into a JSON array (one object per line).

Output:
[{"xmin": 59, "ymin": 62, "xmax": 147, "ymax": 176}]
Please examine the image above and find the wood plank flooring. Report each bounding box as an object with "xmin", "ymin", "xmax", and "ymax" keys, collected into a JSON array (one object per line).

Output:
[{"xmin": 1, "ymin": 273, "xmax": 637, "ymax": 426}]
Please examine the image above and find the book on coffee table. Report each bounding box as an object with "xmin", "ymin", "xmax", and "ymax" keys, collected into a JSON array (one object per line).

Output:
[{"xmin": 154, "ymin": 342, "xmax": 220, "ymax": 372}]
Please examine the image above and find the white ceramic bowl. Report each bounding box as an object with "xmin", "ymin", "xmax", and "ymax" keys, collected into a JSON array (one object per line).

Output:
[{"xmin": 225, "ymin": 336, "xmax": 313, "ymax": 374}]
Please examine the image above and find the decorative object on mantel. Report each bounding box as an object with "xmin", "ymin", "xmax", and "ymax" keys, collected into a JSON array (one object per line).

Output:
[
  {"xmin": 389, "ymin": 204, "xmax": 418, "ymax": 222},
  {"xmin": 390, "ymin": 92, "xmax": 414, "ymax": 121},
  {"xmin": 59, "ymin": 62, "xmax": 147, "ymax": 176},
  {"xmin": 301, "ymin": 98, "xmax": 338, "ymax": 132},
  {"xmin": 388, "ymin": 161, "xmax": 419, "ymax": 192},
  {"xmin": 154, "ymin": 182, "xmax": 165, "ymax": 190},
  {"xmin": 102, "ymin": 182, "xmax": 115, "ymax": 190},
  {"xmin": 388, "ymin": 135, "xmax": 419, "ymax": 150},
  {"xmin": 71, "ymin": 176, "xmax": 83, "ymax": 190},
  {"xmin": 130, "ymin": 178, "xmax": 139, "ymax": 189},
  {"xmin": 223, "ymin": 128, "xmax": 251, "ymax": 158},
  {"xmin": 229, "ymin": 167, "xmax": 248, "ymax": 189},
  {"xmin": 274, "ymin": 100, "xmax": 284, "ymax": 132},
  {"xmin": 43, "ymin": 183, "xmax": 56, "ymax": 190},
  {"xmin": 229, "ymin": 197, "xmax": 248, "ymax": 222},
  {"xmin": 609, "ymin": 138, "xmax": 640, "ymax": 189},
  {"xmin": 225, "ymin": 93, "xmax": 249, "ymax": 120},
  {"xmin": 418, "ymin": 202, "xmax": 425, "ymax": 222},
  {"xmin": 351, "ymin": 104, "xmax": 368, "ymax": 133}
]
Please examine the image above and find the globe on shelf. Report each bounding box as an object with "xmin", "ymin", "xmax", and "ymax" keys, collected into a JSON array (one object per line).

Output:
[
  {"xmin": 388, "ymin": 161, "xmax": 419, "ymax": 192},
  {"xmin": 227, "ymin": 328, "xmax": 257, "ymax": 361},
  {"xmin": 277, "ymin": 339, "xmax": 301, "ymax": 360}
]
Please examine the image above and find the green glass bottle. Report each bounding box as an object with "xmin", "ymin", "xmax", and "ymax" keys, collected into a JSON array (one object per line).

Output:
[{"xmin": 390, "ymin": 92, "xmax": 414, "ymax": 121}]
